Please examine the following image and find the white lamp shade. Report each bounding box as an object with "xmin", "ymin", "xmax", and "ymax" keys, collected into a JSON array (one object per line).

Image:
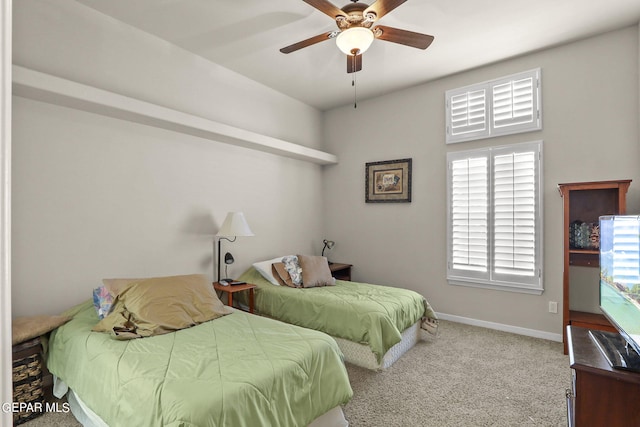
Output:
[
  {"xmin": 216, "ymin": 212, "xmax": 254, "ymax": 237},
  {"xmin": 336, "ymin": 27, "xmax": 374, "ymax": 56}
]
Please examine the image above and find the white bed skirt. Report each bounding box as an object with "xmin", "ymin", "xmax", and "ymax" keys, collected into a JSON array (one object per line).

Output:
[
  {"xmin": 55, "ymin": 377, "xmax": 348, "ymax": 427},
  {"xmin": 332, "ymin": 321, "xmax": 422, "ymax": 370},
  {"xmin": 250, "ymin": 307, "xmax": 424, "ymax": 371}
]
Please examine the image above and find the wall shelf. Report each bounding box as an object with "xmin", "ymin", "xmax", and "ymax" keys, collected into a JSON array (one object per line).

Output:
[{"xmin": 11, "ymin": 65, "xmax": 338, "ymax": 166}]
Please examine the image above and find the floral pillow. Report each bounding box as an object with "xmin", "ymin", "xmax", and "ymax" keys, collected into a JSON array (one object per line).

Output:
[
  {"xmin": 92, "ymin": 286, "xmax": 115, "ymax": 319},
  {"xmin": 282, "ymin": 255, "xmax": 303, "ymax": 287}
]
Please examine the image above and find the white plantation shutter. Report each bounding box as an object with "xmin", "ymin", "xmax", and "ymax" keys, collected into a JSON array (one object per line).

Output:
[
  {"xmin": 447, "ymin": 141, "xmax": 543, "ymax": 294},
  {"xmin": 493, "ymin": 151, "xmax": 536, "ymax": 278},
  {"xmin": 492, "ymin": 71, "xmax": 540, "ymax": 135},
  {"xmin": 446, "ymin": 69, "xmax": 541, "ymax": 143},
  {"xmin": 493, "ymin": 77, "xmax": 534, "ymax": 128},
  {"xmin": 448, "ymin": 89, "xmax": 488, "ymax": 141},
  {"xmin": 450, "ymin": 157, "xmax": 488, "ymax": 274}
]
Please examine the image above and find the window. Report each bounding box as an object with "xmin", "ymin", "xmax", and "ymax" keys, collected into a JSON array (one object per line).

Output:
[
  {"xmin": 446, "ymin": 69, "xmax": 541, "ymax": 144},
  {"xmin": 446, "ymin": 141, "xmax": 543, "ymax": 294}
]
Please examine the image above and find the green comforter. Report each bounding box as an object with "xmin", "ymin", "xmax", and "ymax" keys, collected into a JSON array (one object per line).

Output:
[
  {"xmin": 47, "ymin": 301, "xmax": 353, "ymax": 427},
  {"xmin": 238, "ymin": 268, "xmax": 438, "ymax": 363}
]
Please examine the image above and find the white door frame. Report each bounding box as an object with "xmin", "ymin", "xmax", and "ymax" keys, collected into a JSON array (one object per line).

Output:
[{"xmin": 1, "ymin": 0, "xmax": 13, "ymax": 425}]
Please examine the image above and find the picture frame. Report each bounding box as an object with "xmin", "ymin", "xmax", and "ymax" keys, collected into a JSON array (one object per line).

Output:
[{"xmin": 365, "ymin": 158, "xmax": 412, "ymax": 203}]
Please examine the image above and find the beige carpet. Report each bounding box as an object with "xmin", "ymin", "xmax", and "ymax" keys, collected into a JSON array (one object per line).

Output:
[
  {"xmin": 23, "ymin": 320, "xmax": 570, "ymax": 427},
  {"xmin": 343, "ymin": 320, "xmax": 570, "ymax": 426}
]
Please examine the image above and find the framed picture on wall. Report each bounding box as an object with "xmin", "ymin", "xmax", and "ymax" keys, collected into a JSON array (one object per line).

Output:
[{"xmin": 365, "ymin": 158, "xmax": 412, "ymax": 203}]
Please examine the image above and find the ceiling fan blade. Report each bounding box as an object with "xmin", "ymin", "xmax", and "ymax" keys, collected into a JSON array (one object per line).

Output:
[
  {"xmin": 374, "ymin": 25, "xmax": 434, "ymax": 49},
  {"xmin": 280, "ymin": 31, "xmax": 337, "ymax": 54},
  {"xmin": 347, "ymin": 54, "xmax": 363, "ymax": 74},
  {"xmin": 364, "ymin": 0, "xmax": 407, "ymax": 21},
  {"xmin": 303, "ymin": 0, "xmax": 347, "ymax": 19}
]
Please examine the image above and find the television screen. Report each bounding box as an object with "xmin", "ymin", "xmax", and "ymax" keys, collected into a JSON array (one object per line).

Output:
[{"xmin": 598, "ymin": 215, "xmax": 640, "ymax": 367}]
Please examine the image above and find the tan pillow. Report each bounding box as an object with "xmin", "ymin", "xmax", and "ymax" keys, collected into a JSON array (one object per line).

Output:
[
  {"xmin": 298, "ymin": 255, "xmax": 334, "ymax": 288},
  {"xmin": 102, "ymin": 277, "xmax": 150, "ymax": 296},
  {"xmin": 12, "ymin": 315, "xmax": 71, "ymax": 345},
  {"xmin": 272, "ymin": 263, "xmax": 298, "ymax": 287},
  {"xmin": 93, "ymin": 274, "xmax": 232, "ymax": 339}
]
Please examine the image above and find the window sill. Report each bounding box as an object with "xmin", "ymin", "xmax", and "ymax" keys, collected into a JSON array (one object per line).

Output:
[{"xmin": 447, "ymin": 278, "xmax": 544, "ymax": 295}]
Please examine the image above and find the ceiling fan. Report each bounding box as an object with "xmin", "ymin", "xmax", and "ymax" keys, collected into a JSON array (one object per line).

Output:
[{"xmin": 280, "ymin": 0, "xmax": 434, "ymax": 73}]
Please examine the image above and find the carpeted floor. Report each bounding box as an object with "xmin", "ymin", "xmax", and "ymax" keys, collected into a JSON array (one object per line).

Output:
[
  {"xmin": 343, "ymin": 320, "xmax": 570, "ymax": 426},
  {"xmin": 23, "ymin": 320, "xmax": 570, "ymax": 426}
]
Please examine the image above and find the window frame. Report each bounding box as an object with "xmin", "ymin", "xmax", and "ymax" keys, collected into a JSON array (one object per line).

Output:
[
  {"xmin": 445, "ymin": 68, "xmax": 542, "ymax": 144},
  {"xmin": 446, "ymin": 141, "xmax": 544, "ymax": 295}
]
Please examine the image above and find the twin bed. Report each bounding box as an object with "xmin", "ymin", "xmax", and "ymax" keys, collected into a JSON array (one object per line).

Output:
[
  {"xmin": 237, "ymin": 262, "xmax": 438, "ymax": 371},
  {"xmin": 47, "ymin": 274, "xmax": 353, "ymax": 427},
  {"xmin": 46, "ymin": 259, "xmax": 437, "ymax": 426}
]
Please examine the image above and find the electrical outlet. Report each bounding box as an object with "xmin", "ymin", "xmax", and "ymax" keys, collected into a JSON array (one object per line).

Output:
[{"xmin": 548, "ymin": 301, "xmax": 558, "ymax": 314}]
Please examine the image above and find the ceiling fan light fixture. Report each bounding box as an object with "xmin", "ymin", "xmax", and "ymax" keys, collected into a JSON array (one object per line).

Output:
[{"xmin": 336, "ymin": 27, "xmax": 374, "ymax": 56}]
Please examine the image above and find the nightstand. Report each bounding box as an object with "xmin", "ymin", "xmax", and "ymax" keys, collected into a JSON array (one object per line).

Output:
[
  {"xmin": 12, "ymin": 337, "xmax": 52, "ymax": 425},
  {"xmin": 329, "ymin": 263, "xmax": 352, "ymax": 281},
  {"xmin": 213, "ymin": 282, "xmax": 257, "ymax": 313}
]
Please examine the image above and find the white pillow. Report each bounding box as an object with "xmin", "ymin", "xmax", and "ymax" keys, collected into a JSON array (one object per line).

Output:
[{"xmin": 252, "ymin": 256, "xmax": 291, "ymax": 286}]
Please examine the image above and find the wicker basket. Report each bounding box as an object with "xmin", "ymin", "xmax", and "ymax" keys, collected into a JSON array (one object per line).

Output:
[{"xmin": 12, "ymin": 338, "xmax": 45, "ymax": 425}]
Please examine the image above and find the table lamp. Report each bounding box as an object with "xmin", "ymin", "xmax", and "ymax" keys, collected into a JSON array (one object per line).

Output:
[
  {"xmin": 216, "ymin": 212, "xmax": 254, "ymax": 282},
  {"xmin": 322, "ymin": 239, "xmax": 335, "ymax": 261}
]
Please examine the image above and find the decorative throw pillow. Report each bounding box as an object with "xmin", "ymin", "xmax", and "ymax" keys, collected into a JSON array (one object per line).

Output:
[
  {"xmin": 272, "ymin": 262, "xmax": 298, "ymax": 287},
  {"xmin": 297, "ymin": 255, "xmax": 334, "ymax": 288},
  {"xmin": 252, "ymin": 256, "xmax": 292, "ymax": 285},
  {"xmin": 93, "ymin": 274, "xmax": 232, "ymax": 339},
  {"xmin": 282, "ymin": 256, "xmax": 303, "ymax": 287}
]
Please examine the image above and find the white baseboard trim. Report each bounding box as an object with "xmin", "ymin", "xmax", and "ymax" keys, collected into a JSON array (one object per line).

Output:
[{"xmin": 436, "ymin": 312, "xmax": 562, "ymax": 343}]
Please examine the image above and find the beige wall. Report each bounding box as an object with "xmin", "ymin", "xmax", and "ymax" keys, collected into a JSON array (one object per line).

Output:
[
  {"xmin": 11, "ymin": 0, "xmax": 327, "ymax": 316},
  {"xmin": 323, "ymin": 25, "xmax": 640, "ymax": 338}
]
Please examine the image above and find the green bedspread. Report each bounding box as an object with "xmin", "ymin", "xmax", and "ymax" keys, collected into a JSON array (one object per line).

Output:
[
  {"xmin": 238, "ymin": 268, "xmax": 438, "ymax": 363},
  {"xmin": 47, "ymin": 301, "xmax": 353, "ymax": 427}
]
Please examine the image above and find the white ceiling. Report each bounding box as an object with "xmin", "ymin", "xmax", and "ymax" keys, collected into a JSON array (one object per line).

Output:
[{"xmin": 74, "ymin": 0, "xmax": 640, "ymax": 111}]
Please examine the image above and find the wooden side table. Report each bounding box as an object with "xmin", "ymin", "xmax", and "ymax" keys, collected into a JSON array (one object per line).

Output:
[
  {"xmin": 213, "ymin": 282, "xmax": 257, "ymax": 313},
  {"xmin": 329, "ymin": 263, "xmax": 353, "ymax": 281}
]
